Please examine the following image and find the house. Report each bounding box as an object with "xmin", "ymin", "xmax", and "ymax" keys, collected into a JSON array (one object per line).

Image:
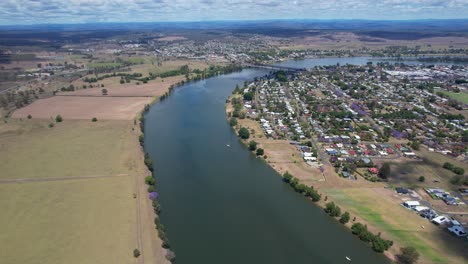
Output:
[
  {"xmin": 368, "ymin": 168, "xmax": 379, "ymax": 174},
  {"xmin": 396, "ymin": 187, "xmax": 409, "ymax": 194},
  {"xmin": 414, "ymin": 206, "xmax": 429, "ymax": 212},
  {"xmin": 403, "ymin": 201, "xmax": 420, "ymax": 208},
  {"xmin": 431, "ymin": 215, "xmax": 449, "ymax": 225},
  {"xmin": 448, "ymin": 225, "xmax": 467, "ymax": 237}
]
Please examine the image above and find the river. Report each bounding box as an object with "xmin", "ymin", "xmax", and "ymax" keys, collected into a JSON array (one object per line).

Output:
[{"xmin": 143, "ymin": 58, "xmax": 399, "ymax": 264}]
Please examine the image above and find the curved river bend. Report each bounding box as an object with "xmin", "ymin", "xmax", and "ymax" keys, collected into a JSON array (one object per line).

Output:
[{"xmin": 144, "ymin": 58, "xmax": 395, "ymax": 264}]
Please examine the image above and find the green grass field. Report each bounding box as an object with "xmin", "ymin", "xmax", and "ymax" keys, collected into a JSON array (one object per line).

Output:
[
  {"xmin": 0, "ymin": 177, "xmax": 137, "ymax": 264},
  {"xmin": 325, "ymin": 188, "xmax": 468, "ymax": 264},
  {"xmin": 440, "ymin": 90, "xmax": 468, "ymax": 104}
]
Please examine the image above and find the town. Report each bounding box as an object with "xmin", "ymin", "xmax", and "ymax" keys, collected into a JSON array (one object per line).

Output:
[{"xmin": 230, "ymin": 62, "xmax": 468, "ymax": 249}]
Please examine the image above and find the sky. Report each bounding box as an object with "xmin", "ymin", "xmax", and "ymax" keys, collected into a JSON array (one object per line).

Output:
[{"xmin": 0, "ymin": 0, "xmax": 468, "ymax": 25}]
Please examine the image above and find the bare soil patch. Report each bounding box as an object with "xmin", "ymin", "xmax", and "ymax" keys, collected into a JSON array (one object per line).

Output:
[{"xmin": 12, "ymin": 96, "xmax": 152, "ymax": 120}]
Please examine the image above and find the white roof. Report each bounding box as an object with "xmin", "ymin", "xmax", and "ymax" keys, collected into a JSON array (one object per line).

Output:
[
  {"xmin": 414, "ymin": 206, "xmax": 429, "ymax": 212},
  {"xmin": 404, "ymin": 201, "xmax": 420, "ymax": 206},
  {"xmin": 432, "ymin": 216, "xmax": 448, "ymax": 224}
]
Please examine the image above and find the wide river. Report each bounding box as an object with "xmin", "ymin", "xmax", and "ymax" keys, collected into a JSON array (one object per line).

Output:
[{"xmin": 143, "ymin": 57, "xmax": 412, "ymax": 264}]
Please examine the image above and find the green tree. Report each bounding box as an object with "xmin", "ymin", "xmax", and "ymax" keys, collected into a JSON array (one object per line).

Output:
[
  {"xmin": 282, "ymin": 172, "xmax": 293, "ymax": 183},
  {"xmin": 229, "ymin": 117, "xmax": 238, "ymax": 127},
  {"xmin": 133, "ymin": 249, "xmax": 141, "ymax": 258},
  {"xmin": 27, "ymin": 114, "xmax": 32, "ymax": 119},
  {"xmin": 248, "ymin": 140, "xmax": 257, "ymax": 151},
  {"xmin": 379, "ymin": 163, "xmax": 391, "ymax": 179},
  {"xmin": 238, "ymin": 127, "xmax": 250, "ymax": 139},
  {"xmin": 418, "ymin": 176, "xmax": 425, "ymax": 182},
  {"xmin": 145, "ymin": 176, "xmax": 156, "ymax": 186},
  {"xmin": 256, "ymin": 148, "xmax": 264, "ymax": 156},
  {"xmin": 55, "ymin": 115, "xmax": 63, "ymax": 123},
  {"xmin": 339, "ymin": 211, "xmax": 350, "ymax": 224},
  {"xmin": 324, "ymin": 202, "xmax": 341, "ymax": 217},
  {"xmin": 396, "ymin": 247, "xmax": 420, "ymax": 264},
  {"xmin": 91, "ymin": 117, "xmax": 98, "ymax": 122},
  {"xmin": 243, "ymin": 92, "xmax": 254, "ymax": 101}
]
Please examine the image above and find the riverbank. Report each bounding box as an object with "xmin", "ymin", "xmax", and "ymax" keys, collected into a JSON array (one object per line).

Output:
[{"xmin": 226, "ymin": 95, "xmax": 468, "ymax": 264}]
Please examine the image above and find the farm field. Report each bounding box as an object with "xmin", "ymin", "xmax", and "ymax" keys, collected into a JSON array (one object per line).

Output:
[
  {"xmin": 0, "ymin": 177, "xmax": 136, "ymax": 264},
  {"xmin": 12, "ymin": 96, "xmax": 152, "ymax": 120},
  {"xmin": 0, "ymin": 119, "xmax": 169, "ymax": 264},
  {"xmin": 324, "ymin": 188, "xmax": 468, "ymax": 264},
  {"xmin": 61, "ymin": 76, "xmax": 184, "ymax": 97},
  {"xmin": 0, "ymin": 120, "xmax": 138, "ymax": 179}
]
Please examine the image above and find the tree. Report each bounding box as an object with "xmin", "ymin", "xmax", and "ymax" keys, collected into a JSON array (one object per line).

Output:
[
  {"xmin": 379, "ymin": 163, "xmax": 391, "ymax": 179},
  {"xmin": 339, "ymin": 211, "xmax": 350, "ymax": 224},
  {"xmin": 238, "ymin": 127, "xmax": 250, "ymax": 139},
  {"xmin": 256, "ymin": 148, "xmax": 264, "ymax": 156},
  {"xmin": 324, "ymin": 202, "xmax": 341, "ymax": 217},
  {"xmin": 418, "ymin": 176, "xmax": 425, "ymax": 182},
  {"xmin": 282, "ymin": 172, "xmax": 293, "ymax": 183},
  {"xmin": 243, "ymin": 92, "xmax": 254, "ymax": 101},
  {"xmin": 248, "ymin": 141, "xmax": 257, "ymax": 151},
  {"xmin": 55, "ymin": 115, "xmax": 63, "ymax": 123},
  {"xmin": 37, "ymin": 63, "xmax": 42, "ymax": 68},
  {"xmin": 229, "ymin": 117, "xmax": 238, "ymax": 127},
  {"xmin": 101, "ymin": 88, "xmax": 108, "ymax": 95},
  {"xmin": 133, "ymin": 249, "xmax": 141, "ymax": 258},
  {"xmin": 145, "ymin": 175, "xmax": 156, "ymax": 186},
  {"xmin": 91, "ymin": 117, "xmax": 98, "ymax": 122},
  {"xmin": 396, "ymin": 246, "xmax": 420, "ymax": 264},
  {"xmin": 27, "ymin": 114, "xmax": 32, "ymax": 119}
]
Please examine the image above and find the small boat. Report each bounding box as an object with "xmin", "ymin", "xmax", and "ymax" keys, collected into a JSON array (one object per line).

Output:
[
  {"xmin": 226, "ymin": 144, "xmax": 230, "ymax": 147},
  {"xmin": 346, "ymin": 256, "xmax": 351, "ymax": 261}
]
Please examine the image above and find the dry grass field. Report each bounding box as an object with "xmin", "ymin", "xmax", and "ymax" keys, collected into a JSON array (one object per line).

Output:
[
  {"xmin": 12, "ymin": 96, "xmax": 152, "ymax": 120},
  {"xmin": 324, "ymin": 188, "xmax": 468, "ymax": 264},
  {"xmin": 0, "ymin": 119, "xmax": 169, "ymax": 264},
  {"xmin": 0, "ymin": 177, "xmax": 136, "ymax": 264},
  {"xmin": 61, "ymin": 76, "xmax": 184, "ymax": 97}
]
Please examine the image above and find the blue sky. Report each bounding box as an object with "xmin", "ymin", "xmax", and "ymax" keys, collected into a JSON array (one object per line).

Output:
[{"xmin": 0, "ymin": 0, "xmax": 467, "ymax": 25}]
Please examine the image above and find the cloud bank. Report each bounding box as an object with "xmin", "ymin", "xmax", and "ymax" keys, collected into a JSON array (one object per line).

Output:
[{"xmin": 0, "ymin": 0, "xmax": 467, "ymax": 25}]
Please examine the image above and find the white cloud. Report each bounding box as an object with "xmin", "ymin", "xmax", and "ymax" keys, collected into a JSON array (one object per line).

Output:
[{"xmin": 0, "ymin": 0, "xmax": 466, "ymax": 24}]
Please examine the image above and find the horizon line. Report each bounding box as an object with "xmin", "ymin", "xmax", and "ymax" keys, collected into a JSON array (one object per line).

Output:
[{"xmin": 2, "ymin": 18, "xmax": 468, "ymax": 27}]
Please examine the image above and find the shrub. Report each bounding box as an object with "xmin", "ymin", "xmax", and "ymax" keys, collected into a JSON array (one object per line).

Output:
[
  {"xmin": 324, "ymin": 202, "xmax": 341, "ymax": 217},
  {"xmin": 144, "ymin": 153, "xmax": 154, "ymax": 171},
  {"xmin": 48, "ymin": 123, "xmax": 54, "ymax": 128},
  {"xmin": 339, "ymin": 211, "xmax": 350, "ymax": 224},
  {"xmin": 248, "ymin": 140, "xmax": 257, "ymax": 151},
  {"xmin": 238, "ymin": 127, "xmax": 250, "ymax": 139},
  {"xmin": 139, "ymin": 134, "xmax": 144, "ymax": 146},
  {"xmin": 166, "ymin": 250, "xmax": 176, "ymax": 262},
  {"xmin": 396, "ymin": 246, "xmax": 419, "ymax": 264},
  {"xmin": 147, "ymin": 185, "xmax": 156, "ymax": 193},
  {"xmin": 229, "ymin": 117, "xmax": 238, "ymax": 127},
  {"xmin": 27, "ymin": 114, "xmax": 32, "ymax": 119},
  {"xmin": 282, "ymin": 172, "xmax": 293, "ymax": 183},
  {"xmin": 145, "ymin": 175, "xmax": 156, "ymax": 185},
  {"xmin": 256, "ymin": 148, "xmax": 264, "ymax": 156},
  {"xmin": 55, "ymin": 115, "xmax": 63, "ymax": 123},
  {"xmin": 91, "ymin": 117, "xmax": 98, "ymax": 122},
  {"xmin": 418, "ymin": 176, "xmax": 425, "ymax": 182},
  {"xmin": 133, "ymin": 249, "xmax": 140, "ymax": 258}
]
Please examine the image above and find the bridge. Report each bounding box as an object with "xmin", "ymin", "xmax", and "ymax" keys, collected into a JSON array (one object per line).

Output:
[{"xmin": 242, "ymin": 63, "xmax": 307, "ymax": 72}]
